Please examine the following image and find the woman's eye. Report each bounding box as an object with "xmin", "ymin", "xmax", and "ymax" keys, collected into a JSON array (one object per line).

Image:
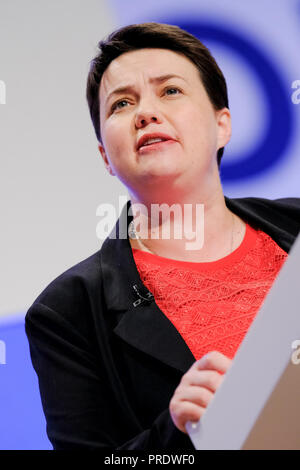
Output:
[
  {"xmin": 111, "ymin": 99, "xmax": 129, "ymax": 112},
  {"xmin": 165, "ymin": 87, "xmax": 181, "ymax": 95}
]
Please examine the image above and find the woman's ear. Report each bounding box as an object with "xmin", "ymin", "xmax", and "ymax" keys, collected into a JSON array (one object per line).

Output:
[
  {"xmin": 216, "ymin": 108, "xmax": 232, "ymax": 150},
  {"xmin": 98, "ymin": 143, "xmax": 115, "ymax": 176}
]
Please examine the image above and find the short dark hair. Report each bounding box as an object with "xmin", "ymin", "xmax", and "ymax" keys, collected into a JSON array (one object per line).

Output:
[{"xmin": 86, "ymin": 22, "xmax": 229, "ymax": 166}]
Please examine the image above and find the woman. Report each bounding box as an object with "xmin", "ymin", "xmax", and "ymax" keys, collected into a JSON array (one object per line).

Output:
[{"xmin": 25, "ymin": 23, "xmax": 300, "ymax": 450}]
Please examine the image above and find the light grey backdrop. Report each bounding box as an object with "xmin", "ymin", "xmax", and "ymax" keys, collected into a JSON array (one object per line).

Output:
[{"xmin": 0, "ymin": 0, "xmax": 126, "ymax": 317}]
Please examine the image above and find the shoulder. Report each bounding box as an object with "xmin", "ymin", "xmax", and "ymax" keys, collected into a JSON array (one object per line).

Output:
[
  {"xmin": 25, "ymin": 248, "xmax": 103, "ymax": 329},
  {"xmin": 225, "ymin": 196, "xmax": 300, "ymax": 253},
  {"xmin": 228, "ymin": 195, "xmax": 300, "ymax": 210},
  {"xmin": 267, "ymin": 197, "xmax": 300, "ymax": 215},
  {"xmin": 227, "ymin": 196, "xmax": 300, "ymax": 223}
]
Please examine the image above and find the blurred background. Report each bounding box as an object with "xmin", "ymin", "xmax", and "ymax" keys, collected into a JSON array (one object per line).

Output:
[{"xmin": 0, "ymin": 0, "xmax": 299, "ymax": 449}]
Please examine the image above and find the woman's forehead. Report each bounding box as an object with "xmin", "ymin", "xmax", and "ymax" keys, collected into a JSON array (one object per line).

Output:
[{"xmin": 100, "ymin": 48, "xmax": 198, "ymax": 95}]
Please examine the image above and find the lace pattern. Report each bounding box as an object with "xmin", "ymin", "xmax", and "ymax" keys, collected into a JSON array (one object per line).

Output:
[{"xmin": 132, "ymin": 226, "xmax": 288, "ymax": 360}]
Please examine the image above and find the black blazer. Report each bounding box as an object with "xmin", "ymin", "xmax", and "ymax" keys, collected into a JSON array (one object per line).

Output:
[{"xmin": 25, "ymin": 196, "xmax": 300, "ymax": 450}]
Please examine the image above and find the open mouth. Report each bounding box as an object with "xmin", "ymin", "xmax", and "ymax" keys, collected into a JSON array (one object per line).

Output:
[
  {"xmin": 138, "ymin": 139, "xmax": 176, "ymax": 154},
  {"xmin": 136, "ymin": 133, "xmax": 177, "ymax": 154}
]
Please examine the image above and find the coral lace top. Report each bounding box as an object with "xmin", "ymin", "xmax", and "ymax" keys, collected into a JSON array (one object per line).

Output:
[{"xmin": 132, "ymin": 223, "xmax": 288, "ymax": 360}]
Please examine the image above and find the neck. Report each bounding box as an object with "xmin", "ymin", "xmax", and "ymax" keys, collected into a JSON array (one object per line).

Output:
[{"xmin": 128, "ymin": 178, "xmax": 246, "ymax": 263}]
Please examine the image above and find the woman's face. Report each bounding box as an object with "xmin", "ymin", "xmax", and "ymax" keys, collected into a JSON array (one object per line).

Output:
[{"xmin": 98, "ymin": 48, "xmax": 231, "ymax": 198}]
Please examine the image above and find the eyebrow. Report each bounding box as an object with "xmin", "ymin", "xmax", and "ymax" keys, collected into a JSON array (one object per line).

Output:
[{"xmin": 105, "ymin": 74, "xmax": 186, "ymax": 105}]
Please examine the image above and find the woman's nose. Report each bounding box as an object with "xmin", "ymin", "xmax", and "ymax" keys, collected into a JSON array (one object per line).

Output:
[{"xmin": 135, "ymin": 109, "xmax": 162, "ymax": 128}]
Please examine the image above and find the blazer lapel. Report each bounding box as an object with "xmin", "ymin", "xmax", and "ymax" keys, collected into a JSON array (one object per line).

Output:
[
  {"xmin": 100, "ymin": 200, "xmax": 195, "ymax": 374},
  {"xmin": 113, "ymin": 300, "xmax": 195, "ymax": 373}
]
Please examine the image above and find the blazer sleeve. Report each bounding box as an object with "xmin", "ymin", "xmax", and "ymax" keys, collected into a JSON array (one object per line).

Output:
[{"xmin": 25, "ymin": 301, "xmax": 194, "ymax": 450}]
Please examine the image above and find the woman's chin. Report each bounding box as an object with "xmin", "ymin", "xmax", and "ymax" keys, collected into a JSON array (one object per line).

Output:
[{"xmin": 140, "ymin": 169, "xmax": 183, "ymax": 184}]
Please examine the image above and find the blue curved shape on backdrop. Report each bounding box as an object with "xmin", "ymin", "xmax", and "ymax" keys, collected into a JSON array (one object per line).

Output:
[{"xmin": 162, "ymin": 20, "xmax": 294, "ymax": 181}]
